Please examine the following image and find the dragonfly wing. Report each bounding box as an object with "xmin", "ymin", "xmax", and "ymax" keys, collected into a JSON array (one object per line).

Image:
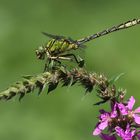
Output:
[
  {"xmin": 42, "ymin": 32, "xmax": 66, "ymax": 40},
  {"xmin": 67, "ymin": 37, "xmax": 85, "ymax": 46},
  {"xmin": 78, "ymin": 44, "xmax": 87, "ymax": 48},
  {"xmin": 67, "ymin": 37, "xmax": 75, "ymax": 42}
]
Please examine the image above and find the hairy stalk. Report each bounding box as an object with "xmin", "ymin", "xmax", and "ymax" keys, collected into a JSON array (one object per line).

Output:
[
  {"xmin": 0, "ymin": 66, "xmax": 123, "ymax": 104},
  {"xmin": 0, "ymin": 72, "xmax": 52, "ymax": 101}
]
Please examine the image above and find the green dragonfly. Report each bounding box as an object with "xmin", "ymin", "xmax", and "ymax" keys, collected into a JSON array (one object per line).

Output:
[{"xmin": 36, "ymin": 18, "xmax": 140, "ymax": 71}]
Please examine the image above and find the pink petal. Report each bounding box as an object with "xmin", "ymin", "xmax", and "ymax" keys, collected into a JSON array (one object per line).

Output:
[
  {"xmin": 111, "ymin": 103, "xmax": 117, "ymax": 118},
  {"xmin": 125, "ymin": 124, "xmax": 130, "ymax": 134},
  {"xmin": 127, "ymin": 96, "xmax": 135, "ymax": 110},
  {"xmin": 93, "ymin": 127, "xmax": 101, "ymax": 135},
  {"xmin": 100, "ymin": 112, "xmax": 110, "ymax": 121},
  {"xmin": 98, "ymin": 120, "xmax": 108, "ymax": 130},
  {"xmin": 117, "ymin": 103, "xmax": 128, "ymax": 115},
  {"xmin": 115, "ymin": 126, "xmax": 125, "ymax": 137},
  {"xmin": 111, "ymin": 111, "xmax": 117, "ymax": 118},
  {"xmin": 134, "ymin": 107, "xmax": 140, "ymax": 113},
  {"xmin": 131, "ymin": 130, "xmax": 136, "ymax": 137},
  {"xmin": 134, "ymin": 114, "xmax": 140, "ymax": 124}
]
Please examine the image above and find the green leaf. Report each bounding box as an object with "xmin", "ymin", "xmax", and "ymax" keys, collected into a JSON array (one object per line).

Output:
[
  {"xmin": 22, "ymin": 75, "xmax": 33, "ymax": 79},
  {"xmin": 47, "ymin": 82, "xmax": 58, "ymax": 94},
  {"xmin": 68, "ymin": 76, "xmax": 73, "ymax": 88},
  {"xmin": 59, "ymin": 66, "xmax": 67, "ymax": 74},
  {"xmin": 19, "ymin": 92, "xmax": 25, "ymax": 101},
  {"xmin": 109, "ymin": 73, "xmax": 125, "ymax": 85}
]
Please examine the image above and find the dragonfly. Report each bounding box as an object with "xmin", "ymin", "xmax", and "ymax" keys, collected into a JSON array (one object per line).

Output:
[{"xmin": 36, "ymin": 18, "xmax": 140, "ymax": 71}]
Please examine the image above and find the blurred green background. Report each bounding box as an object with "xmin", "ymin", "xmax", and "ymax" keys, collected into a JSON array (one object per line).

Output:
[{"xmin": 0, "ymin": 0, "xmax": 140, "ymax": 140}]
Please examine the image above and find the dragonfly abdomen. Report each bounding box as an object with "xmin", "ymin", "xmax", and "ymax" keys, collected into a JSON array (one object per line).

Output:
[{"xmin": 77, "ymin": 18, "xmax": 140, "ymax": 44}]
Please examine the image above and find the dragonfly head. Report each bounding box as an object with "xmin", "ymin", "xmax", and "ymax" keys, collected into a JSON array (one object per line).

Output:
[{"xmin": 36, "ymin": 46, "xmax": 46, "ymax": 60}]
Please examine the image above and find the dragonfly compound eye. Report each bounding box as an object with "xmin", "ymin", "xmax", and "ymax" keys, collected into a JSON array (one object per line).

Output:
[{"xmin": 35, "ymin": 46, "xmax": 45, "ymax": 60}]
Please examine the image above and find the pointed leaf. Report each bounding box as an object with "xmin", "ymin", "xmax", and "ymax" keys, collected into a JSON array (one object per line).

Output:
[
  {"xmin": 7, "ymin": 92, "xmax": 16, "ymax": 100},
  {"xmin": 109, "ymin": 73, "xmax": 124, "ymax": 85},
  {"xmin": 48, "ymin": 82, "xmax": 58, "ymax": 94},
  {"xmin": 19, "ymin": 92, "xmax": 25, "ymax": 101},
  {"xmin": 68, "ymin": 76, "xmax": 73, "ymax": 88},
  {"xmin": 94, "ymin": 99, "xmax": 109, "ymax": 105},
  {"xmin": 22, "ymin": 75, "xmax": 33, "ymax": 79}
]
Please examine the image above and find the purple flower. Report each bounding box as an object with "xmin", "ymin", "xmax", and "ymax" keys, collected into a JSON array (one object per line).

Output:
[
  {"xmin": 110, "ymin": 103, "xmax": 118, "ymax": 118},
  {"xmin": 99, "ymin": 133, "xmax": 116, "ymax": 140},
  {"xmin": 92, "ymin": 95, "xmax": 140, "ymax": 139},
  {"xmin": 118, "ymin": 96, "xmax": 140, "ymax": 124},
  {"xmin": 93, "ymin": 110, "xmax": 111, "ymax": 135},
  {"xmin": 127, "ymin": 96, "xmax": 140, "ymax": 124},
  {"xmin": 117, "ymin": 103, "xmax": 128, "ymax": 115},
  {"xmin": 115, "ymin": 124, "xmax": 136, "ymax": 140},
  {"xmin": 93, "ymin": 105, "xmax": 118, "ymax": 135}
]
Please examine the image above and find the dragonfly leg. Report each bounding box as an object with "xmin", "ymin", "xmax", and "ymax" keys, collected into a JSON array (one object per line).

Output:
[
  {"xmin": 48, "ymin": 54, "xmax": 84, "ymax": 68},
  {"xmin": 44, "ymin": 58, "xmax": 63, "ymax": 72},
  {"xmin": 44, "ymin": 62, "xmax": 47, "ymax": 72},
  {"xmin": 49, "ymin": 56, "xmax": 72, "ymax": 61},
  {"xmin": 44, "ymin": 59, "xmax": 51, "ymax": 72},
  {"xmin": 44, "ymin": 56, "xmax": 68, "ymax": 71},
  {"xmin": 60, "ymin": 53, "xmax": 84, "ymax": 67}
]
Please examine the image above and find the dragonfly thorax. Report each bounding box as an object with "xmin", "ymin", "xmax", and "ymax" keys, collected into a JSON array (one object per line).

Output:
[{"xmin": 46, "ymin": 39, "xmax": 79, "ymax": 56}]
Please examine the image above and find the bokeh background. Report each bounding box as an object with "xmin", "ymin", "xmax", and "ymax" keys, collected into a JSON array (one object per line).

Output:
[{"xmin": 0, "ymin": 0, "xmax": 140, "ymax": 140}]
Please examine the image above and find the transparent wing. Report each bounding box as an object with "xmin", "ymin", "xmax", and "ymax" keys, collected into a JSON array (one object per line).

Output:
[
  {"xmin": 42, "ymin": 32, "xmax": 66, "ymax": 40},
  {"xmin": 42, "ymin": 32, "xmax": 79, "ymax": 44}
]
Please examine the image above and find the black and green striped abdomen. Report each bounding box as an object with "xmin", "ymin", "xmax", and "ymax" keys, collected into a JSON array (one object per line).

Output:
[{"xmin": 46, "ymin": 39, "xmax": 78, "ymax": 55}]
